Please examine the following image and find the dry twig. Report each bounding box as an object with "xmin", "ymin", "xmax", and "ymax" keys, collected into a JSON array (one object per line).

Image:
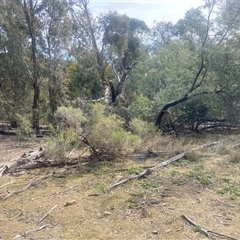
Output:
[
  {"xmin": 13, "ymin": 224, "xmax": 49, "ymax": 239},
  {"xmin": 216, "ymin": 199, "xmax": 235, "ymax": 208},
  {"xmin": 2, "ymin": 173, "xmax": 53, "ymax": 200},
  {"xmin": 182, "ymin": 214, "xmax": 237, "ymax": 240},
  {"xmin": 0, "ymin": 180, "xmax": 14, "ymax": 188},
  {"xmin": 37, "ymin": 205, "xmax": 57, "ymax": 225}
]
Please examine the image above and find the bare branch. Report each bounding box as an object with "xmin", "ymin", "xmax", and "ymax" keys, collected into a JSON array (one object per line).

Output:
[
  {"xmin": 182, "ymin": 214, "xmax": 237, "ymax": 240},
  {"xmin": 108, "ymin": 141, "xmax": 219, "ymax": 190},
  {"xmin": 37, "ymin": 205, "xmax": 57, "ymax": 225}
]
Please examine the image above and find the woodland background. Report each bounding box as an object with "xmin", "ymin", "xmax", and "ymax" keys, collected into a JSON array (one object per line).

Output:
[{"xmin": 0, "ymin": 0, "xmax": 240, "ymax": 143}]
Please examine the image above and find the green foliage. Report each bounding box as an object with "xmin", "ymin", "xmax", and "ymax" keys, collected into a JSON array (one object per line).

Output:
[
  {"xmin": 187, "ymin": 165, "xmax": 212, "ymax": 186},
  {"xmin": 1, "ymin": 0, "xmax": 240, "ymax": 137},
  {"xmin": 45, "ymin": 104, "xmax": 141, "ymax": 159},
  {"xmin": 217, "ymin": 178, "xmax": 240, "ymax": 200},
  {"xmin": 44, "ymin": 106, "xmax": 86, "ymax": 158},
  {"xmin": 140, "ymin": 181, "xmax": 158, "ymax": 189},
  {"xmin": 127, "ymin": 198, "xmax": 139, "ymax": 209},
  {"xmin": 178, "ymin": 98, "xmax": 208, "ymax": 128},
  {"xmin": 44, "ymin": 127, "xmax": 78, "ymax": 159},
  {"xmin": 88, "ymin": 103, "xmax": 140, "ymax": 155},
  {"xmin": 130, "ymin": 118, "xmax": 156, "ymax": 137},
  {"xmin": 54, "ymin": 106, "xmax": 87, "ymax": 132},
  {"xmin": 129, "ymin": 95, "xmax": 156, "ymax": 122},
  {"xmin": 15, "ymin": 114, "xmax": 34, "ymax": 140},
  {"xmin": 194, "ymin": 225, "xmax": 202, "ymax": 232},
  {"xmin": 170, "ymin": 170, "xmax": 179, "ymax": 177},
  {"xmin": 126, "ymin": 166, "xmax": 143, "ymax": 174},
  {"xmin": 101, "ymin": 11, "xmax": 148, "ymax": 61},
  {"xmin": 65, "ymin": 59, "xmax": 105, "ymax": 100}
]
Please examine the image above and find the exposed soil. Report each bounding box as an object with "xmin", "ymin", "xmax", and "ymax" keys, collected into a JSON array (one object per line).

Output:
[{"xmin": 0, "ymin": 134, "xmax": 240, "ymax": 240}]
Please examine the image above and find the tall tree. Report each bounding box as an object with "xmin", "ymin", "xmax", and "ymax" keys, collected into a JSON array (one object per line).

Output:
[
  {"xmin": 69, "ymin": 0, "xmax": 148, "ymax": 103},
  {"xmin": 0, "ymin": 0, "xmax": 32, "ymax": 126},
  {"xmin": 21, "ymin": 0, "xmax": 42, "ymax": 133},
  {"xmin": 154, "ymin": 0, "xmax": 240, "ymax": 130},
  {"xmin": 40, "ymin": 0, "xmax": 71, "ymax": 119}
]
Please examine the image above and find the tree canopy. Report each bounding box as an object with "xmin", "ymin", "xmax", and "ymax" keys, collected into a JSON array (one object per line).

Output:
[{"xmin": 0, "ymin": 0, "xmax": 240, "ymax": 134}]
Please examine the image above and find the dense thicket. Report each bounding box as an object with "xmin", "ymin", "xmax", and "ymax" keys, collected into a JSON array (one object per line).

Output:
[{"xmin": 0, "ymin": 0, "xmax": 240, "ymax": 134}]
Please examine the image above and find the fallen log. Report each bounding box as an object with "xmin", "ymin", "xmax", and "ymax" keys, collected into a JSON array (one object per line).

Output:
[
  {"xmin": 0, "ymin": 147, "xmax": 91, "ymax": 176},
  {"xmin": 1, "ymin": 148, "xmax": 45, "ymax": 175},
  {"xmin": 108, "ymin": 141, "xmax": 219, "ymax": 190},
  {"xmin": 0, "ymin": 129, "xmax": 16, "ymax": 135}
]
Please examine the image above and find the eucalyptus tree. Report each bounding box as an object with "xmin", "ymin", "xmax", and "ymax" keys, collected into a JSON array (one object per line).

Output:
[
  {"xmin": 128, "ymin": 0, "xmax": 240, "ymax": 131},
  {"xmin": 152, "ymin": 0, "xmax": 240, "ymax": 130},
  {"xmin": 100, "ymin": 12, "xmax": 149, "ymax": 102},
  {"xmin": 4, "ymin": 0, "xmax": 45, "ymax": 133},
  {"xmin": 40, "ymin": 0, "xmax": 71, "ymax": 119},
  {"xmin": 151, "ymin": 21, "xmax": 178, "ymax": 49},
  {"xmin": 68, "ymin": 0, "xmax": 149, "ymax": 103},
  {"xmin": 0, "ymin": 0, "xmax": 32, "ymax": 126}
]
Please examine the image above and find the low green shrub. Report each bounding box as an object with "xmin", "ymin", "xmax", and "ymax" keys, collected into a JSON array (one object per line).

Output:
[
  {"xmin": 15, "ymin": 114, "xmax": 34, "ymax": 140},
  {"xmin": 87, "ymin": 103, "xmax": 140, "ymax": 156},
  {"xmin": 44, "ymin": 104, "xmax": 141, "ymax": 159},
  {"xmin": 44, "ymin": 127, "xmax": 78, "ymax": 159}
]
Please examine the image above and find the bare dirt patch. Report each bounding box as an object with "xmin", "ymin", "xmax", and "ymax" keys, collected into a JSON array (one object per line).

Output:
[
  {"xmin": 0, "ymin": 134, "xmax": 240, "ymax": 239},
  {"xmin": 0, "ymin": 135, "xmax": 40, "ymax": 164}
]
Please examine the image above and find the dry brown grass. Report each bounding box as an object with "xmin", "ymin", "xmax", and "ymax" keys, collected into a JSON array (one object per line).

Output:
[{"xmin": 1, "ymin": 133, "xmax": 240, "ymax": 239}]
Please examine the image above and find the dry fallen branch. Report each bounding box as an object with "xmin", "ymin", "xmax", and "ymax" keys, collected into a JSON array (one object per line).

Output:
[
  {"xmin": 108, "ymin": 141, "xmax": 219, "ymax": 190},
  {"xmin": 13, "ymin": 224, "xmax": 49, "ymax": 239},
  {"xmin": 216, "ymin": 199, "xmax": 235, "ymax": 208},
  {"xmin": 182, "ymin": 214, "xmax": 212, "ymax": 239},
  {"xmin": 37, "ymin": 205, "xmax": 57, "ymax": 225},
  {"xmin": 0, "ymin": 180, "xmax": 14, "ymax": 188},
  {"xmin": 0, "ymin": 148, "xmax": 45, "ymax": 175},
  {"xmin": 232, "ymin": 143, "xmax": 240, "ymax": 149},
  {"xmin": 2, "ymin": 173, "xmax": 54, "ymax": 200},
  {"xmin": 182, "ymin": 214, "xmax": 237, "ymax": 240},
  {"xmin": 0, "ymin": 148, "xmax": 91, "ymax": 176}
]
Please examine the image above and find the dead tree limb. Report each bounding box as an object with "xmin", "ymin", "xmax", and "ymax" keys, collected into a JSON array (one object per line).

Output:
[
  {"xmin": 0, "ymin": 147, "xmax": 91, "ymax": 176},
  {"xmin": 182, "ymin": 214, "xmax": 237, "ymax": 240},
  {"xmin": 0, "ymin": 166, "xmax": 9, "ymax": 177},
  {"xmin": 182, "ymin": 214, "xmax": 212, "ymax": 239},
  {"xmin": 0, "ymin": 180, "xmax": 15, "ymax": 189},
  {"xmin": 37, "ymin": 205, "xmax": 57, "ymax": 225},
  {"xmin": 108, "ymin": 141, "xmax": 219, "ymax": 190},
  {"xmin": 13, "ymin": 224, "xmax": 49, "ymax": 239},
  {"xmin": 2, "ymin": 173, "xmax": 54, "ymax": 200}
]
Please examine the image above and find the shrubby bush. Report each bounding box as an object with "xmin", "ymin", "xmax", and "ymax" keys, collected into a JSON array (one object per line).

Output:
[
  {"xmin": 130, "ymin": 118, "xmax": 156, "ymax": 138},
  {"xmin": 54, "ymin": 106, "xmax": 87, "ymax": 132},
  {"xmin": 44, "ymin": 127, "xmax": 78, "ymax": 159},
  {"xmin": 45, "ymin": 103, "xmax": 141, "ymax": 159},
  {"xmin": 129, "ymin": 94, "xmax": 156, "ymax": 122},
  {"xmin": 87, "ymin": 103, "xmax": 140, "ymax": 156},
  {"xmin": 15, "ymin": 114, "xmax": 34, "ymax": 140},
  {"xmin": 44, "ymin": 106, "xmax": 86, "ymax": 159}
]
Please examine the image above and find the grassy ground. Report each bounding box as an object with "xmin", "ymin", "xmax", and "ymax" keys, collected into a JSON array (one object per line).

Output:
[{"xmin": 0, "ymin": 133, "xmax": 240, "ymax": 239}]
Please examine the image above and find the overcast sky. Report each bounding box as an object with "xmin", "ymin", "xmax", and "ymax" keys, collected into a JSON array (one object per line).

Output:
[{"xmin": 89, "ymin": 0, "xmax": 205, "ymax": 26}]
